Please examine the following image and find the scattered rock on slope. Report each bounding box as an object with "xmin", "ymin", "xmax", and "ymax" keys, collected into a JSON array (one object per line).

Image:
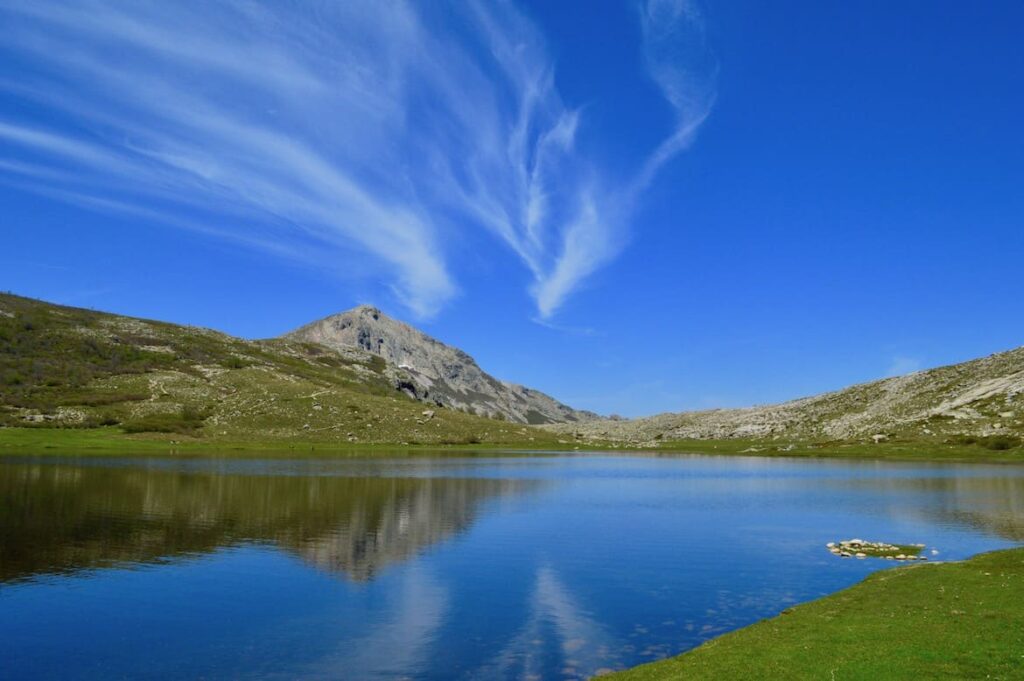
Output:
[{"xmin": 548, "ymin": 346, "xmax": 1024, "ymax": 445}]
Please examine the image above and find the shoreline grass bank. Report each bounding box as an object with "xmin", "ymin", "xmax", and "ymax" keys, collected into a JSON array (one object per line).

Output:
[
  {"xmin": 656, "ymin": 437, "xmax": 1024, "ymax": 464},
  {"xmin": 607, "ymin": 547, "xmax": 1024, "ymax": 680},
  {"xmin": 1, "ymin": 428, "xmax": 1024, "ymax": 463},
  {"xmin": 0, "ymin": 426, "xmax": 585, "ymax": 456}
]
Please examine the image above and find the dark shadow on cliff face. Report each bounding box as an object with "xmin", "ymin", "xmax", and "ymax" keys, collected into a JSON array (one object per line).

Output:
[{"xmin": 0, "ymin": 460, "xmax": 538, "ymax": 583}]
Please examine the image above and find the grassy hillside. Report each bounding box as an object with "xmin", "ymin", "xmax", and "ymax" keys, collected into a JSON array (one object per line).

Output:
[
  {"xmin": 0, "ymin": 293, "xmax": 561, "ymax": 448},
  {"xmin": 609, "ymin": 547, "xmax": 1024, "ymax": 680},
  {"xmin": 552, "ymin": 345, "xmax": 1024, "ymax": 454}
]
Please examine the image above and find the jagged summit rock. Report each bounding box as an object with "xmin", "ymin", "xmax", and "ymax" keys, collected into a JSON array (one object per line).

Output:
[{"xmin": 284, "ymin": 305, "xmax": 600, "ymax": 425}]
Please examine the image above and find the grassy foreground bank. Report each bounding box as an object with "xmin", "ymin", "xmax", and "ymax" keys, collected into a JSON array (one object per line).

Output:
[{"xmin": 608, "ymin": 547, "xmax": 1024, "ymax": 681}]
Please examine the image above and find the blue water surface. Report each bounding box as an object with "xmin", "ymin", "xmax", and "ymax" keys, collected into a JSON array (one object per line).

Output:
[{"xmin": 1, "ymin": 452, "xmax": 1022, "ymax": 680}]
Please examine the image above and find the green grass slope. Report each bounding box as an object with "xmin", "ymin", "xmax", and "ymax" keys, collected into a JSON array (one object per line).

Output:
[
  {"xmin": 608, "ymin": 547, "xmax": 1024, "ymax": 681},
  {"xmin": 0, "ymin": 292, "xmax": 560, "ymax": 449}
]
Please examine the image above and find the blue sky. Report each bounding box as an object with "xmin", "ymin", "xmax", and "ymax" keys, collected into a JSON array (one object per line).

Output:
[{"xmin": 2, "ymin": 1, "xmax": 1022, "ymax": 417}]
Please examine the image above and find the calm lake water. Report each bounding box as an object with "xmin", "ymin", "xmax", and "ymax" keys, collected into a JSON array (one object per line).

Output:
[{"xmin": 2, "ymin": 452, "xmax": 1023, "ymax": 680}]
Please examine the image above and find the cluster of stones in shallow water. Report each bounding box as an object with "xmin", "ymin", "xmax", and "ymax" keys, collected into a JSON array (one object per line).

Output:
[{"xmin": 826, "ymin": 538, "xmax": 928, "ymax": 561}]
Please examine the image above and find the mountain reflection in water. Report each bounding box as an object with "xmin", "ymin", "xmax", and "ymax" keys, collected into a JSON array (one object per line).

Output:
[{"xmin": 0, "ymin": 459, "xmax": 538, "ymax": 583}]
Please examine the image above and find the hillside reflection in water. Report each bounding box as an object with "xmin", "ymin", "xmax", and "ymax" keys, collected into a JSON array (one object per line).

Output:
[{"xmin": 0, "ymin": 458, "xmax": 538, "ymax": 583}]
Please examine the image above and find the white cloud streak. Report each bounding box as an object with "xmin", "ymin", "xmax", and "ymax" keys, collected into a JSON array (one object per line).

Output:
[
  {"xmin": 314, "ymin": 566, "xmax": 448, "ymax": 680},
  {"xmin": 635, "ymin": 0, "xmax": 718, "ymax": 191},
  {"xmin": 885, "ymin": 356, "xmax": 923, "ymax": 378},
  {"xmin": 473, "ymin": 565, "xmax": 613, "ymax": 679},
  {"xmin": 0, "ymin": 0, "xmax": 715, "ymax": 319}
]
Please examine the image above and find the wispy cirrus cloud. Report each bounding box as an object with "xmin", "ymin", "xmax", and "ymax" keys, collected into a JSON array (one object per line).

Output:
[
  {"xmin": 636, "ymin": 0, "xmax": 718, "ymax": 190},
  {"xmin": 885, "ymin": 355, "xmax": 923, "ymax": 378},
  {"xmin": 0, "ymin": 0, "xmax": 714, "ymax": 319}
]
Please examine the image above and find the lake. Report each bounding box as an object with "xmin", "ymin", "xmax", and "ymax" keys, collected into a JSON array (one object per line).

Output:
[{"xmin": 2, "ymin": 452, "xmax": 1023, "ymax": 680}]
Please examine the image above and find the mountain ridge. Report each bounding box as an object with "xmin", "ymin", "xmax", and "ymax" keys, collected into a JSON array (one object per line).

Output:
[{"xmin": 549, "ymin": 345, "xmax": 1024, "ymax": 447}]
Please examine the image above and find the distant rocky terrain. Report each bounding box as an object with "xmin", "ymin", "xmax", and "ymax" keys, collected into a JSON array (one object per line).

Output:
[
  {"xmin": 549, "ymin": 346, "xmax": 1024, "ymax": 447},
  {"xmin": 285, "ymin": 305, "xmax": 600, "ymax": 425}
]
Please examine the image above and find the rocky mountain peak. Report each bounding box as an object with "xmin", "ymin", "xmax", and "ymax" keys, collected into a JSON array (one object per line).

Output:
[
  {"xmin": 352, "ymin": 305, "xmax": 383, "ymax": 319},
  {"xmin": 284, "ymin": 306, "xmax": 600, "ymax": 425}
]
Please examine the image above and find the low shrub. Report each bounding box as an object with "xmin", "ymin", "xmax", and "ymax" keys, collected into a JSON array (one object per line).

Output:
[
  {"xmin": 982, "ymin": 435, "xmax": 1021, "ymax": 451},
  {"xmin": 439, "ymin": 435, "xmax": 483, "ymax": 445},
  {"xmin": 121, "ymin": 406, "xmax": 209, "ymax": 435},
  {"xmin": 60, "ymin": 392, "xmax": 149, "ymax": 407},
  {"xmin": 220, "ymin": 356, "xmax": 250, "ymax": 369},
  {"xmin": 950, "ymin": 435, "xmax": 1021, "ymax": 450}
]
